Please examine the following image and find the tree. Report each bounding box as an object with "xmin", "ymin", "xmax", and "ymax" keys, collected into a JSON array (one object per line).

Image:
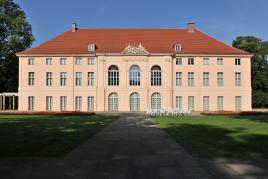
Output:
[
  {"xmin": 233, "ymin": 36, "xmax": 268, "ymax": 108},
  {"xmin": 0, "ymin": 0, "xmax": 34, "ymax": 92}
]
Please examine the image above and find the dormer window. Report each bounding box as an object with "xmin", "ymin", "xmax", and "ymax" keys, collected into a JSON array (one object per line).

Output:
[
  {"xmin": 88, "ymin": 43, "xmax": 96, "ymax": 52},
  {"xmin": 174, "ymin": 43, "xmax": 181, "ymax": 52}
]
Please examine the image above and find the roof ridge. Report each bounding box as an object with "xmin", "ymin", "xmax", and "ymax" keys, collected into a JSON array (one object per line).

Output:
[{"xmin": 78, "ymin": 27, "xmax": 185, "ymax": 30}]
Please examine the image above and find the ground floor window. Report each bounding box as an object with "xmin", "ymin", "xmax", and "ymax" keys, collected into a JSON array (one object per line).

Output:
[
  {"xmin": 88, "ymin": 96, "xmax": 94, "ymax": 111},
  {"xmin": 130, "ymin": 92, "xmax": 140, "ymax": 111},
  {"xmin": 28, "ymin": 96, "xmax": 34, "ymax": 111},
  {"xmin": 203, "ymin": 96, "xmax": 209, "ymax": 111},
  {"xmin": 235, "ymin": 96, "xmax": 241, "ymax": 111},
  {"xmin": 188, "ymin": 96, "xmax": 194, "ymax": 110},
  {"xmin": 60, "ymin": 96, "xmax": 67, "ymax": 111},
  {"xmin": 46, "ymin": 96, "xmax": 52, "ymax": 111},
  {"xmin": 151, "ymin": 92, "xmax": 161, "ymax": 110},
  {"xmin": 217, "ymin": 96, "xmax": 224, "ymax": 110},
  {"xmin": 108, "ymin": 93, "xmax": 118, "ymax": 111},
  {"xmin": 75, "ymin": 96, "xmax": 82, "ymax": 111},
  {"xmin": 176, "ymin": 96, "xmax": 182, "ymax": 109}
]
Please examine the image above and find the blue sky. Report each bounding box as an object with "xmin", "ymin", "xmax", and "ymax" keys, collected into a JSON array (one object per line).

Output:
[{"xmin": 15, "ymin": 0, "xmax": 268, "ymax": 47}]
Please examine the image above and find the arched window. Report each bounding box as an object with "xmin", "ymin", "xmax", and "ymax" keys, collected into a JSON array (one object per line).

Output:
[
  {"xmin": 151, "ymin": 92, "xmax": 161, "ymax": 110},
  {"xmin": 151, "ymin": 65, "xmax": 161, "ymax": 86},
  {"xmin": 108, "ymin": 93, "xmax": 118, "ymax": 111},
  {"xmin": 130, "ymin": 92, "xmax": 140, "ymax": 111},
  {"xmin": 108, "ymin": 65, "xmax": 119, "ymax": 86},
  {"xmin": 129, "ymin": 65, "xmax": 140, "ymax": 86}
]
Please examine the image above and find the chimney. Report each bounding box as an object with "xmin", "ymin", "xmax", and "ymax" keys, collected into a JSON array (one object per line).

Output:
[
  {"xmin": 72, "ymin": 23, "xmax": 77, "ymax": 32},
  {"xmin": 187, "ymin": 23, "xmax": 196, "ymax": 32}
]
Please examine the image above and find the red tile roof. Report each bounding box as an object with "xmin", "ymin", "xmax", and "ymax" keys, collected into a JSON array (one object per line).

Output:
[{"xmin": 18, "ymin": 28, "xmax": 250, "ymax": 55}]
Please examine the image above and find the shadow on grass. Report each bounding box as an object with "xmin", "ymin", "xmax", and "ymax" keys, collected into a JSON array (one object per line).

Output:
[
  {"xmin": 231, "ymin": 115, "xmax": 268, "ymax": 123},
  {"xmin": 164, "ymin": 123, "xmax": 268, "ymax": 159}
]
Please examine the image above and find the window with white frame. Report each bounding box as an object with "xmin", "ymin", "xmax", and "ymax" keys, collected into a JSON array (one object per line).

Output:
[
  {"xmin": 151, "ymin": 92, "xmax": 161, "ymax": 110},
  {"xmin": 130, "ymin": 92, "xmax": 140, "ymax": 111},
  {"xmin": 217, "ymin": 58, "xmax": 223, "ymax": 65},
  {"xmin": 46, "ymin": 72, "xmax": 52, "ymax": 86},
  {"xmin": 203, "ymin": 72, "xmax": 210, "ymax": 86},
  {"xmin": 188, "ymin": 96, "xmax": 194, "ymax": 110},
  {"xmin": 46, "ymin": 96, "xmax": 52, "ymax": 111},
  {"xmin": 28, "ymin": 72, "xmax": 35, "ymax": 86},
  {"xmin": 28, "ymin": 96, "xmax": 34, "ymax": 111},
  {"xmin": 28, "ymin": 58, "xmax": 34, "ymax": 65},
  {"xmin": 129, "ymin": 65, "xmax": 140, "ymax": 86},
  {"xmin": 60, "ymin": 96, "xmax": 67, "ymax": 111},
  {"xmin": 235, "ymin": 96, "xmax": 241, "ymax": 111},
  {"xmin": 108, "ymin": 93, "xmax": 118, "ymax": 111},
  {"xmin": 174, "ymin": 44, "xmax": 181, "ymax": 52},
  {"xmin": 235, "ymin": 58, "xmax": 241, "ymax": 65},
  {"xmin": 217, "ymin": 96, "xmax": 224, "ymax": 110},
  {"xmin": 175, "ymin": 58, "xmax": 182, "ymax": 65},
  {"xmin": 108, "ymin": 65, "xmax": 119, "ymax": 86},
  {"xmin": 217, "ymin": 72, "xmax": 224, "ymax": 86},
  {"xmin": 203, "ymin": 96, "xmax": 210, "ymax": 111},
  {"xmin": 203, "ymin": 58, "xmax": 209, "ymax": 65},
  {"xmin": 75, "ymin": 58, "xmax": 82, "ymax": 65},
  {"xmin": 75, "ymin": 96, "xmax": 82, "ymax": 111},
  {"xmin": 151, "ymin": 65, "xmax": 161, "ymax": 86},
  {"xmin": 88, "ymin": 43, "xmax": 95, "ymax": 51},
  {"xmin": 88, "ymin": 96, "xmax": 94, "ymax": 111},
  {"xmin": 235, "ymin": 72, "xmax": 241, "ymax": 86},
  {"xmin": 176, "ymin": 96, "xmax": 182, "ymax": 109},
  {"xmin": 88, "ymin": 72, "xmax": 94, "ymax": 86},
  {"xmin": 188, "ymin": 58, "xmax": 194, "ymax": 65},
  {"xmin": 75, "ymin": 72, "xmax": 82, "ymax": 86},
  {"xmin": 60, "ymin": 72, "xmax": 67, "ymax": 86},
  {"xmin": 88, "ymin": 58, "xmax": 94, "ymax": 65},
  {"xmin": 188, "ymin": 72, "xmax": 194, "ymax": 86},
  {"xmin": 60, "ymin": 58, "xmax": 67, "ymax": 65},
  {"xmin": 46, "ymin": 58, "xmax": 52, "ymax": 65},
  {"xmin": 176, "ymin": 72, "xmax": 182, "ymax": 86}
]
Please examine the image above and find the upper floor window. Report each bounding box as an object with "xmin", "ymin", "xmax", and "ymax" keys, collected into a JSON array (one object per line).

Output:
[
  {"xmin": 129, "ymin": 65, "xmax": 140, "ymax": 86},
  {"xmin": 176, "ymin": 72, "xmax": 182, "ymax": 86},
  {"xmin": 175, "ymin": 58, "xmax": 182, "ymax": 65},
  {"xmin": 235, "ymin": 58, "xmax": 241, "ymax": 65},
  {"xmin": 60, "ymin": 72, "xmax": 67, "ymax": 86},
  {"xmin": 203, "ymin": 72, "xmax": 209, "ymax": 86},
  {"xmin": 217, "ymin": 72, "xmax": 224, "ymax": 86},
  {"xmin": 217, "ymin": 58, "xmax": 223, "ymax": 65},
  {"xmin": 88, "ymin": 58, "xmax": 94, "ymax": 65},
  {"xmin": 174, "ymin": 44, "xmax": 181, "ymax": 52},
  {"xmin": 203, "ymin": 58, "xmax": 209, "ymax": 65},
  {"xmin": 88, "ymin": 43, "xmax": 96, "ymax": 51},
  {"xmin": 188, "ymin": 72, "xmax": 194, "ymax": 86},
  {"xmin": 108, "ymin": 65, "xmax": 119, "ymax": 86},
  {"xmin": 60, "ymin": 58, "xmax": 67, "ymax": 65},
  {"xmin": 75, "ymin": 72, "xmax": 82, "ymax": 86},
  {"xmin": 28, "ymin": 72, "xmax": 34, "ymax": 86},
  {"xmin": 28, "ymin": 58, "xmax": 34, "ymax": 65},
  {"xmin": 46, "ymin": 72, "xmax": 52, "ymax": 86},
  {"xmin": 188, "ymin": 58, "xmax": 194, "ymax": 65},
  {"xmin": 75, "ymin": 58, "xmax": 82, "ymax": 65},
  {"xmin": 235, "ymin": 72, "xmax": 241, "ymax": 86},
  {"xmin": 88, "ymin": 72, "xmax": 94, "ymax": 86},
  {"xmin": 151, "ymin": 65, "xmax": 161, "ymax": 86},
  {"xmin": 46, "ymin": 58, "xmax": 52, "ymax": 65}
]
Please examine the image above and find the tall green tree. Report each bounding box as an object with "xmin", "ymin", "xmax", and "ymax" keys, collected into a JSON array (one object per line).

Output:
[
  {"xmin": 233, "ymin": 36, "xmax": 268, "ymax": 108},
  {"xmin": 0, "ymin": 0, "xmax": 34, "ymax": 92}
]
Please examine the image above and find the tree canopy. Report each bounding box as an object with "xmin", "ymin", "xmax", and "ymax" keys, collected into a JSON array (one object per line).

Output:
[{"xmin": 0, "ymin": 0, "xmax": 34, "ymax": 92}]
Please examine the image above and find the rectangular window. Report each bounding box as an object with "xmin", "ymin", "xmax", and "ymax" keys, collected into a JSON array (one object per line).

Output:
[
  {"xmin": 235, "ymin": 72, "xmax": 241, "ymax": 86},
  {"xmin": 188, "ymin": 72, "xmax": 194, "ymax": 86},
  {"xmin": 28, "ymin": 72, "xmax": 35, "ymax": 86},
  {"xmin": 217, "ymin": 58, "xmax": 223, "ymax": 65},
  {"xmin": 46, "ymin": 58, "xmax": 52, "ymax": 65},
  {"xmin": 88, "ymin": 72, "xmax": 94, "ymax": 86},
  {"xmin": 60, "ymin": 96, "xmax": 67, "ymax": 111},
  {"xmin": 203, "ymin": 58, "xmax": 209, "ymax": 65},
  {"xmin": 75, "ymin": 58, "xmax": 82, "ymax": 65},
  {"xmin": 203, "ymin": 96, "xmax": 210, "ymax": 111},
  {"xmin": 176, "ymin": 72, "xmax": 182, "ymax": 86},
  {"xmin": 88, "ymin": 58, "xmax": 94, "ymax": 65},
  {"xmin": 217, "ymin": 96, "xmax": 224, "ymax": 110},
  {"xmin": 188, "ymin": 96, "xmax": 194, "ymax": 110},
  {"xmin": 75, "ymin": 72, "xmax": 82, "ymax": 86},
  {"xmin": 175, "ymin": 58, "xmax": 182, "ymax": 65},
  {"xmin": 88, "ymin": 96, "xmax": 94, "ymax": 111},
  {"xmin": 235, "ymin": 58, "xmax": 241, "ymax": 65},
  {"xmin": 28, "ymin": 58, "xmax": 34, "ymax": 65},
  {"xmin": 46, "ymin": 72, "xmax": 52, "ymax": 86},
  {"xmin": 188, "ymin": 58, "xmax": 194, "ymax": 65},
  {"xmin": 235, "ymin": 96, "xmax": 241, "ymax": 111},
  {"xmin": 60, "ymin": 58, "xmax": 67, "ymax": 65},
  {"xmin": 28, "ymin": 96, "xmax": 34, "ymax": 111},
  {"xmin": 75, "ymin": 96, "xmax": 82, "ymax": 111},
  {"xmin": 60, "ymin": 72, "xmax": 67, "ymax": 86},
  {"xmin": 217, "ymin": 72, "xmax": 223, "ymax": 86},
  {"xmin": 203, "ymin": 72, "xmax": 210, "ymax": 86},
  {"xmin": 46, "ymin": 96, "xmax": 52, "ymax": 111},
  {"xmin": 176, "ymin": 96, "xmax": 182, "ymax": 109}
]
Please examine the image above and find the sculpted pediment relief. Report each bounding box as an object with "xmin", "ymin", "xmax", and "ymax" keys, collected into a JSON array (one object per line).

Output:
[{"xmin": 121, "ymin": 43, "xmax": 149, "ymax": 56}]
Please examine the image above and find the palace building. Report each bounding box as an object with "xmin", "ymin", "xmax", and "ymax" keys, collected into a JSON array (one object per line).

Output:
[{"xmin": 17, "ymin": 23, "xmax": 252, "ymax": 112}]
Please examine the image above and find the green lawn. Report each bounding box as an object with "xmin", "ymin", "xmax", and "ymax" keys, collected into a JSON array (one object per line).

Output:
[
  {"xmin": 154, "ymin": 115, "xmax": 268, "ymax": 159},
  {"xmin": 0, "ymin": 114, "xmax": 117, "ymax": 156}
]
